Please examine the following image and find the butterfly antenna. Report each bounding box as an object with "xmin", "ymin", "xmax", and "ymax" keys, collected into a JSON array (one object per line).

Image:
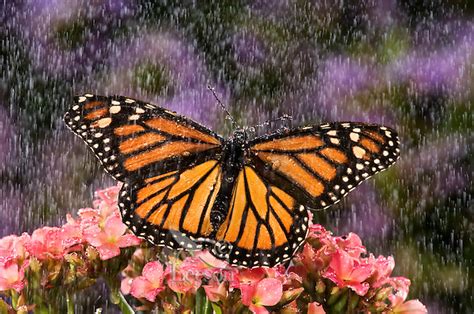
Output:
[
  {"xmin": 207, "ymin": 86, "xmax": 238, "ymax": 127},
  {"xmin": 253, "ymin": 114, "xmax": 293, "ymax": 129}
]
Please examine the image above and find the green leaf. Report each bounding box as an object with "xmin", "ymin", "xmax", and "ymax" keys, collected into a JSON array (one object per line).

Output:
[
  {"xmin": 211, "ymin": 303, "xmax": 223, "ymax": 314},
  {"xmin": 0, "ymin": 299, "xmax": 11, "ymax": 314},
  {"xmin": 195, "ymin": 288, "xmax": 213, "ymax": 314}
]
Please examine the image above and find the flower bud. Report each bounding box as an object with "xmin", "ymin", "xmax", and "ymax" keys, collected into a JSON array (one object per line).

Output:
[
  {"xmin": 280, "ymin": 287, "xmax": 304, "ymax": 304},
  {"xmin": 315, "ymin": 280, "xmax": 326, "ymax": 294}
]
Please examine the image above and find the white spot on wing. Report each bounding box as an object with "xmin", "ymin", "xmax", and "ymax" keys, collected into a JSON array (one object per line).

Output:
[
  {"xmin": 350, "ymin": 132, "xmax": 360, "ymax": 142},
  {"xmin": 110, "ymin": 106, "xmax": 121, "ymax": 114},
  {"xmin": 97, "ymin": 118, "xmax": 112, "ymax": 128},
  {"xmin": 352, "ymin": 146, "xmax": 366, "ymax": 159}
]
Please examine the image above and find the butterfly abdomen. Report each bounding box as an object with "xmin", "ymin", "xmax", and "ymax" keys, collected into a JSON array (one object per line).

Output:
[{"xmin": 209, "ymin": 136, "xmax": 247, "ymax": 230}]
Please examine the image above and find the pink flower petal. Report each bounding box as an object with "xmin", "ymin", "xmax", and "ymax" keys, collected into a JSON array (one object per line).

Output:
[
  {"xmin": 369, "ymin": 255, "xmax": 395, "ymax": 288},
  {"xmin": 349, "ymin": 263, "xmax": 373, "ymax": 282},
  {"xmin": 104, "ymin": 215, "xmax": 127, "ymax": 238},
  {"xmin": 328, "ymin": 250, "xmax": 353, "ymax": 280},
  {"xmin": 389, "ymin": 277, "xmax": 411, "ymax": 307},
  {"xmin": 194, "ymin": 251, "xmax": 228, "ymax": 269},
  {"xmin": 346, "ymin": 282, "xmax": 370, "ymax": 296},
  {"xmin": 145, "ymin": 288, "xmax": 163, "ymax": 303},
  {"xmin": 96, "ymin": 243, "xmax": 121, "ymax": 260},
  {"xmin": 393, "ymin": 300, "xmax": 428, "ymax": 313},
  {"xmin": 203, "ymin": 281, "xmax": 227, "ymax": 303},
  {"xmin": 0, "ymin": 262, "xmax": 26, "ymax": 292},
  {"xmin": 249, "ymin": 303, "xmax": 269, "ymax": 314},
  {"xmin": 116, "ymin": 234, "xmax": 142, "ymax": 248},
  {"xmin": 166, "ymin": 271, "xmax": 201, "ymax": 294},
  {"xmin": 142, "ymin": 261, "xmax": 164, "ymax": 286},
  {"xmin": 121, "ymin": 277, "xmax": 132, "ymax": 295},
  {"xmin": 254, "ymin": 278, "xmax": 283, "ymax": 306},
  {"xmin": 308, "ymin": 302, "xmax": 326, "ymax": 314},
  {"xmin": 335, "ymin": 233, "xmax": 366, "ymax": 257},
  {"xmin": 130, "ymin": 277, "xmax": 153, "ymax": 300},
  {"xmin": 83, "ymin": 225, "xmax": 103, "ymax": 246},
  {"xmin": 238, "ymin": 268, "xmax": 266, "ymax": 284},
  {"xmin": 240, "ymin": 283, "xmax": 257, "ymax": 306}
]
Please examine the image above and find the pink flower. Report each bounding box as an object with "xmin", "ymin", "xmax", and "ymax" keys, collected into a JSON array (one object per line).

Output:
[
  {"xmin": 26, "ymin": 226, "xmax": 80, "ymax": 260},
  {"xmin": 121, "ymin": 276, "xmax": 133, "ymax": 295},
  {"xmin": 241, "ymin": 278, "xmax": 283, "ymax": 314},
  {"xmin": 83, "ymin": 215, "xmax": 141, "ymax": 260},
  {"xmin": 0, "ymin": 234, "xmax": 30, "ymax": 265},
  {"xmin": 322, "ymin": 249, "xmax": 373, "ymax": 296},
  {"xmin": 307, "ymin": 224, "xmax": 332, "ymax": 241},
  {"xmin": 203, "ymin": 280, "xmax": 228, "ymax": 303},
  {"xmin": 386, "ymin": 277, "xmax": 427, "ymax": 313},
  {"xmin": 0, "ymin": 261, "xmax": 28, "ymax": 292},
  {"xmin": 78, "ymin": 186, "xmax": 121, "ymax": 230},
  {"xmin": 367, "ymin": 254, "xmax": 395, "ymax": 288},
  {"xmin": 130, "ymin": 261, "xmax": 165, "ymax": 302},
  {"xmin": 391, "ymin": 300, "xmax": 428, "ymax": 313},
  {"xmin": 180, "ymin": 251, "xmax": 229, "ymax": 279},
  {"xmin": 166, "ymin": 269, "xmax": 202, "ymax": 294},
  {"xmin": 297, "ymin": 243, "xmax": 331, "ymax": 275},
  {"xmin": 92, "ymin": 186, "xmax": 121, "ymax": 219},
  {"xmin": 61, "ymin": 215, "xmax": 85, "ymax": 248},
  {"xmin": 237, "ymin": 268, "xmax": 266, "ymax": 284},
  {"xmin": 388, "ymin": 277, "xmax": 411, "ymax": 307},
  {"xmin": 307, "ymin": 302, "xmax": 326, "ymax": 314},
  {"xmin": 334, "ymin": 233, "xmax": 366, "ymax": 258},
  {"xmin": 94, "ymin": 186, "xmax": 121, "ymax": 207}
]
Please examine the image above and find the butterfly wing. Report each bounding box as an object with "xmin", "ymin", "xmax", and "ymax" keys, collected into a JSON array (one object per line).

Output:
[
  {"xmin": 119, "ymin": 159, "xmax": 222, "ymax": 249},
  {"xmin": 64, "ymin": 94, "xmax": 223, "ymax": 182},
  {"xmin": 212, "ymin": 166, "xmax": 310, "ymax": 267},
  {"xmin": 248, "ymin": 122, "xmax": 400, "ymax": 209}
]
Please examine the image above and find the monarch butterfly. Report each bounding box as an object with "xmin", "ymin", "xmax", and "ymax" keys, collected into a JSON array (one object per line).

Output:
[{"xmin": 64, "ymin": 94, "xmax": 400, "ymax": 267}]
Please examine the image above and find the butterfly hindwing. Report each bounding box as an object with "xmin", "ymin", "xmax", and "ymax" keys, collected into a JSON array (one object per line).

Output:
[
  {"xmin": 249, "ymin": 122, "xmax": 400, "ymax": 209},
  {"xmin": 119, "ymin": 159, "xmax": 222, "ymax": 249},
  {"xmin": 64, "ymin": 94, "xmax": 223, "ymax": 182},
  {"xmin": 212, "ymin": 166, "xmax": 310, "ymax": 267}
]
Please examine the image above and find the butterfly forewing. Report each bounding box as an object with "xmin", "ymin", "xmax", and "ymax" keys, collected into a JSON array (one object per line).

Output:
[
  {"xmin": 64, "ymin": 94, "xmax": 223, "ymax": 182},
  {"xmin": 213, "ymin": 166, "xmax": 310, "ymax": 267},
  {"xmin": 249, "ymin": 122, "xmax": 400, "ymax": 209}
]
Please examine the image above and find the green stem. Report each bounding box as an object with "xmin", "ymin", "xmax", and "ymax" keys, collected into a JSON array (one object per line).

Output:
[
  {"xmin": 66, "ymin": 291, "xmax": 74, "ymax": 314},
  {"xmin": 116, "ymin": 291, "xmax": 135, "ymax": 314},
  {"xmin": 105, "ymin": 276, "xmax": 134, "ymax": 314},
  {"xmin": 11, "ymin": 291, "xmax": 19, "ymax": 310}
]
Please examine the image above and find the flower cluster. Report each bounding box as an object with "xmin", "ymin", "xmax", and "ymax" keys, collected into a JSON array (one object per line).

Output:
[
  {"xmin": 120, "ymin": 224, "xmax": 427, "ymax": 313},
  {"xmin": 0, "ymin": 187, "xmax": 427, "ymax": 313},
  {"xmin": 0, "ymin": 186, "xmax": 141, "ymax": 312}
]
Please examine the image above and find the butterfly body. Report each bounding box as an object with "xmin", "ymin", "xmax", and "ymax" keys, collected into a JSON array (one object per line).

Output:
[
  {"xmin": 65, "ymin": 94, "xmax": 400, "ymax": 267},
  {"xmin": 209, "ymin": 131, "xmax": 247, "ymax": 230}
]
